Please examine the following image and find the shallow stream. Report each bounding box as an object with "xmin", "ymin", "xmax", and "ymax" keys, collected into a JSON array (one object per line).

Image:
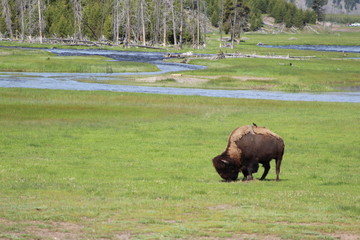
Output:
[{"xmin": 260, "ymin": 44, "xmax": 360, "ymax": 54}]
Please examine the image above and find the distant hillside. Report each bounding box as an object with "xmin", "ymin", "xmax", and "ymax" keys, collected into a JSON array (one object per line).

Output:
[{"xmin": 291, "ymin": 0, "xmax": 360, "ymax": 15}]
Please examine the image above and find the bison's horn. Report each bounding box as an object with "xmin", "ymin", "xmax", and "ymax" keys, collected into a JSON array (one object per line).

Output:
[{"xmin": 221, "ymin": 159, "xmax": 229, "ymax": 165}]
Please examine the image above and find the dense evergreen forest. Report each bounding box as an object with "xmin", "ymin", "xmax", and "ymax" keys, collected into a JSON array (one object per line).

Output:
[{"xmin": 0, "ymin": 0, "xmax": 316, "ymax": 48}]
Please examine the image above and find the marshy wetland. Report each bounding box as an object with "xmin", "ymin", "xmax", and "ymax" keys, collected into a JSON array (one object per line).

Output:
[{"xmin": 0, "ymin": 45, "xmax": 359, "ymax": 102}]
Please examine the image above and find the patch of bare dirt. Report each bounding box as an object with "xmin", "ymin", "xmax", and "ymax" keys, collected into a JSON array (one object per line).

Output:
[
  {"xmin": 275, "ymin": 221, "xmax": 328, "ymax": 226},
  {"xmin": 234, "ymin": 234, "xmax": 282, "ymax": 240},
  {"xmin": 0, "ymin": 220, "xmax": 84, "ymax": 240},
  {"xmin": 115, "ymin": 232, "xmax": 132, "ymax": 240},
  {"xmin": 274, "ymin": 222, "xmax": 359, "ymax": 240},
  {"xmin": 208, "ymin": 204, "xmax": 234, "ymax": 210},
  {"xmin": 327, "ymin": 233, "xmax": 360, "ymax": 240},
  {"xmin": 27, "ymin": 222, "xmax": 84, "ymax": 240},
  {"xmin": 0, "ymin": 218, "xmax": 14, "ymax": 226},
  {"xmin": 136, "ymin": 74, "xmax": 209, "ymax": 85},
  {"xmin": 194, "ymin": 234, "xmax": 282, "ymax": 240},
  {"xmin": 208, "ymin": 75, "xmax": 275, "ymax": 81},
  {"xmin": 136, "ymin": 74, "xmax": 275, "ymax": 85}
]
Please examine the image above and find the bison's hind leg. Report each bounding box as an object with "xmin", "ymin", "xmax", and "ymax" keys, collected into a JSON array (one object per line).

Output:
[{"xmin": 260, "ymin": 162, "xmax": 270, "ymax": 181}]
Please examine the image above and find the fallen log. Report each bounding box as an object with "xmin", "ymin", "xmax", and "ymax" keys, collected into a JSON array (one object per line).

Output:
[{"xmin": 127, "ymin": 44, "xmax": 164, "ymax": 50}]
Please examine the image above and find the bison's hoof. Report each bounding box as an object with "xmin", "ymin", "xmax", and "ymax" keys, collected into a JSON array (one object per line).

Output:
[{"xmin": 242, "ymin": 176, "xmax": 254, "ymax": 181}]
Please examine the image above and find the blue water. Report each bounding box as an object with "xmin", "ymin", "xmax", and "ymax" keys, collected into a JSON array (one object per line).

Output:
[
  {"xmin": 260, "ymin": 45, "xmax": 360, "ymax": 54},
  {"xmin": 0, "ymin": 47, "xmax": 359, "ymax": 103},
  {"xmin": 1, "ymin": 72, "xmax": 359, "ymax": 102}
]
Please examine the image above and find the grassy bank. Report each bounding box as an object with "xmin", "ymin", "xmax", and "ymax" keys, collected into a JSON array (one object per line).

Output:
[
  {"xmin": 100, "ymin": 56, "xmax": 360, "ymax": 92},
  {"xmin": 188, "ymin": 56, "xmax": 360, "ymax": 91},
  {"xmin": 0, "ymin": 88, "xmax": 359, "ymax": 239},
  {"xmin": 0, "ymin": 48, "xmax": 158, "ymax": 73}
]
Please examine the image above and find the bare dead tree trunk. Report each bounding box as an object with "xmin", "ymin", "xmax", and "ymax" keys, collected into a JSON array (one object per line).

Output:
[
  {"xmin": 231, "ymin": 0, "xmax": 238, "ymax": 49},
  {"xmin": 236, "ymin": 8, "xmax": 243, "ymax": 45},
  {"xmin": 72, "ymin": 0, "xmax": 82, "ymax": 40},
  {"xmin": 169, "ymin": 0, "xmax": 177, "ymax": 47},
  {"xmin": 162, "ymin": 4, "xmax": 167, "ymax": 47},
  {"xmin": 154, "ymin": 0, "xmax": 160, "ymax": 45},
  {"xmin": 202, "ymin": 0, "xmax": 207, "ymax": 48},
  {"xmin": 17, "ymin": 0, "xmax": 26, "ymax": 41},
  {"xmin": 196, "ymin": 0, "xmax": 200, "ymax": 49},
  {"xmin": 28, "ymin": 0, "xmax": 35, "ymax": 39},
  {"xmin": 191, "ymin": 0, "xmax": 195, "ymax": 48},
  {"xmin": 100, "ymin": 0, "xmax": 107, "ymax": 38},
  {"xmin": 140, "ymin": 0, "xmax": 146, "ymax": 45},
  {"xmin": 219, "ymin": 0, "xmax": 224, "ymax": 48},
  {"xmin": 37, "ymin": 0, "xmax": 43, "ymax": 43},
  {"xmin": 234, "ymin": 0, "xmax": 242, "ymax": 45},
  {"xmin": 178, "ymin": 0, "xmax": 183, "ymax": 49},
  {"xmin": 125, "ymin": 0, "xmax": 131, "ymax": 47},
  {"xmin": 1, "ymin": 0, "xmax": 13, "ymax": 39},
  {"xmin": 113, "ymin": 0, "xmax": 120, "ymax": 44}
]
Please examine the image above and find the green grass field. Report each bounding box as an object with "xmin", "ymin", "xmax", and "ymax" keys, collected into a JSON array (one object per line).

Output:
[
  {"xmin": 100, "ymin": 55, "xmax": 360, "ymax": 92},
  {"xmin": 0, "ymin": 31, "xmax": 359, "ymax": 239},
  {"xmin": 0, "ymin": 48, "xmax": 158, "ymax": 73},
  {"xmin": 0, "ymin": 88, "xmax": 359, "ymax": 239},
  {"xmin": 189, "ymin": 56, "xmax": 360, "ymax": 91}
]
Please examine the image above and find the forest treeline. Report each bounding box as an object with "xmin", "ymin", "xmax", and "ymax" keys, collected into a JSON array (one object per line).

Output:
[{"xmin": 1, "ymin": 0, "xmax": 317, "ymax": 48}]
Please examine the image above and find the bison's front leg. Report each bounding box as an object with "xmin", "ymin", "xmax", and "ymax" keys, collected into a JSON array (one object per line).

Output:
[
  {"xmin": 241, "ymin": 169, "xmax": 248, "ymax": 181},
  {"xmin": 242, "ymin": 171, "xmax": 253, "ymax": 181},
  {"xmin": 241, "ymin": 163, "xmax": 258, "ymax": 181},
  {"xmin": 247, "ymin": 174, "xmax": 254, "ymax": 181}
]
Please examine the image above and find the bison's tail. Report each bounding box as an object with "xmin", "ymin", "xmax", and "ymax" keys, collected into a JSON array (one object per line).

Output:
[
  {"xmin": 275, "ymin": 143, "xmax": 285, "ymax": 181},
  {"xmin": 275, "ymin": 157, "xmax": 282, "ymax": 181}
]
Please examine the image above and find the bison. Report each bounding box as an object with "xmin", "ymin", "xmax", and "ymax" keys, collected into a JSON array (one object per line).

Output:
[{"xmin": 212, "ymin": 125, "xmax": 285, "ymax": 182}]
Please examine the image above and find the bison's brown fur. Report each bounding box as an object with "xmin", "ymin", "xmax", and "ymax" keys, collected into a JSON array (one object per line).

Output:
[{"xmin": 212, "ymin": 125, "xmax": 284, "ymax": 181}]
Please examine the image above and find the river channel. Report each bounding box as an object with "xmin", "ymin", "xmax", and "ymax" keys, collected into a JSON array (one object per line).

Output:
[
  {"xmin": 0, "ymin": 47, "xmax": 359, "ymax": 103},
  {"xmin": 260, "ymin": 44, "xmax": 360, "ymax": 54}
]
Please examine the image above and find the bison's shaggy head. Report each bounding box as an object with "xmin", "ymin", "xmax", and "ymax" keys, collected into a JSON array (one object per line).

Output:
[{"xmin": 212, "ymin": 154, "xmax": 240, "ymax": 181}]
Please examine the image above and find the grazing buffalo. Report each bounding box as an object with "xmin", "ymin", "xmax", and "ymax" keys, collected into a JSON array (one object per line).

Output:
[{"xmin": 212, "ymin": 125, "xmax": 285, "ymax": 181}]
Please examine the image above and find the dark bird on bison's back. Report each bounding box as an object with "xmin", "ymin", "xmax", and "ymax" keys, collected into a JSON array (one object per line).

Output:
[{"xmin": 212, "ymin": 125, "xmax": 285, "ymax": 182}]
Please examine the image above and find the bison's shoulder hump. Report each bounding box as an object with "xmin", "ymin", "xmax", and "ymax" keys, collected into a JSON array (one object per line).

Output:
[
  {"xmin": 253, "ymin": 127, "xmax": 282, "ymax": 139},
  {"xmin": 228, "ymin": 125, "xmax": 281, "ymax": 144},
  {"xmin": 229, "ymin": 125, "xmax": 252, "ymax": 143}
]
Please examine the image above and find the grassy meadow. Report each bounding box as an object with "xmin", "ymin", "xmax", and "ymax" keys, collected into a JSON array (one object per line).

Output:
[
  {"xmin": 0, "ymin": 30, "xmax": 359, "ymax": 239},
  {"xmin": 179, "ymin": 56, "xmax": 360, "ymax": 91},
  {"xmin": 160, "ymin": 32, "xmax": 360, "ymax": 91},
  {"xmin": 0, "ymin": 48, "xmax": 158, "ymax": 73},
  {"xmin": 100, "ymin": 55, "xmax": 360, "ymax": 92},
  {"xmin": 0, "ymin": 88, "xmax": 359, "ymax": 239}
]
